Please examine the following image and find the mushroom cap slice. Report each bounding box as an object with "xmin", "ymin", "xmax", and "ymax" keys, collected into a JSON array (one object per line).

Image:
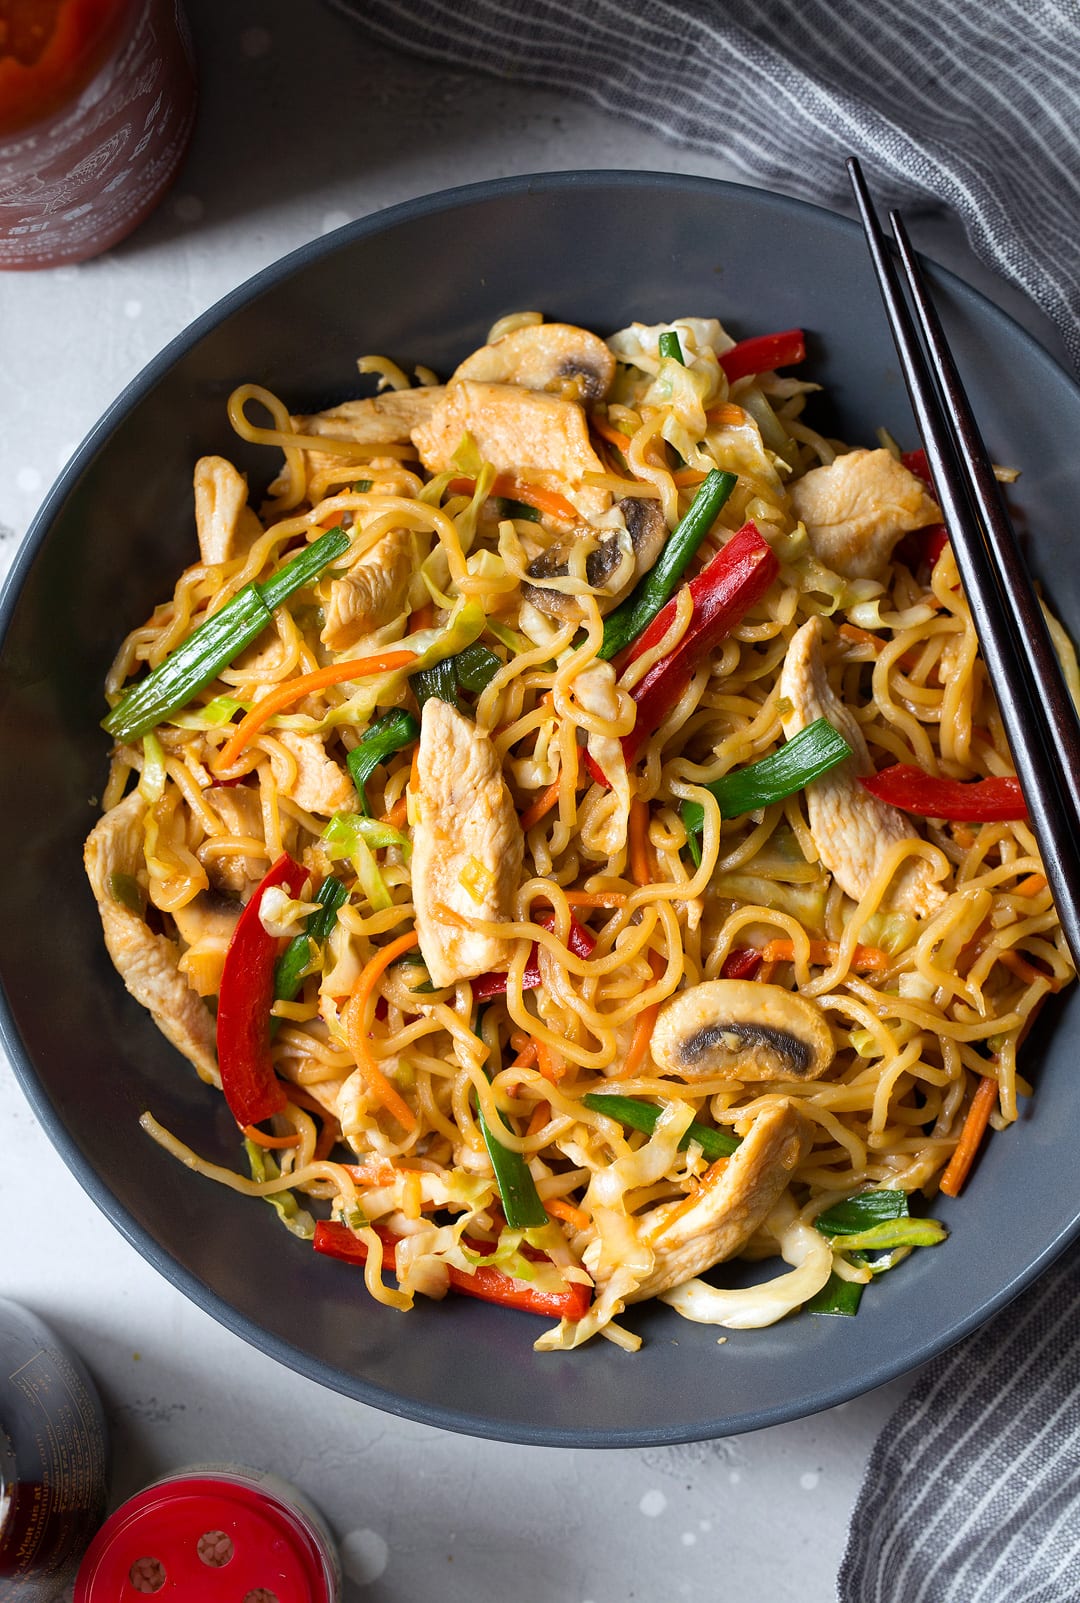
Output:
[
  {"xmin": 522, "ymin": 495, "xmax": 667, "ymax": 620},
  {"xmin": 652, "ymin": 978, "xmax": 834, "ymax": 1082},
  {"xmin": 451, "ymin": 321, "xmax": 616, "ymax": 403}
]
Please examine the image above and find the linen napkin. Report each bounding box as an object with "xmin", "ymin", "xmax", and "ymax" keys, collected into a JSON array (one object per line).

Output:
[
  {"xmin": 839, "ymin": 1241, "xmax": 1080, "ymax": 1602},
  {"xmin": 331, "ymin": 0, "xmax": 1080, "ymax": 372}
]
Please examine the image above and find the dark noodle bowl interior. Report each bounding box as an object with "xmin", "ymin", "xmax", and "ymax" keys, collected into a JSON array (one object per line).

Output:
[{"xmin": 2, "ymin": 172, "xmax": 1078, "ymax": 1447}]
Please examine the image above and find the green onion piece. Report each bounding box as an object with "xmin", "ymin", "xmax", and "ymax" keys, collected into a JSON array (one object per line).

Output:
[
  {"xmin": 478, "ymin": 1010, "xmax": 548, "ymax": 1230},
  {"xmin": 453, "ymin": 642, "xmax": 503, "ymax": 693},
  {"xmin": 658, "ymin": 330, "xmax": 685, "ymax": 365},
  {"xmin": 497, "ymin": 496, "xmax": 541, "ymax": 523},
  {"xmin": 581, "ymin": 1093, "xmax": 740, "ymax": 1160},
  {"xmin": 827, "ymin": 1218, "xmax": 948, "ymax": 1252},
  {"xmin": 108, "ymin": 871, "xmax": 144, "ymax": 914},
  {"xmin": 346, "ymin": 709, "xmax": 419, "ymax": 816},
  {"xmin": 273, "ymin": 875, "xmax": 348, "ymax": 1004},
  {"xmin": 807, "ymin": 1271, "xmax": 864, "ymax": 1317},
  {"xmin": 684, "ymin": 821, "xmax": 702, "ymax": 869},
  {"xmin": 598, "ymin": 469, "xmax": 737, "ymax": 660},
  {"xmin": 814, "ymin": 1189, "xmax": 909, "ymax": 1236},
  {"xmin": 244, "ymin": 1140, "xmax": 316, "ymax": 1238},
  {"xmin": 103, "ymin": 527, "xmax": 349, "ymax": 742},
  {"xmin": 681, "ymin": 718, "xmax": 853, "ymax": 835},
  {"xmin": 411, "ymin": 655, "xmax": 460, "ymax": 712},
  {"xmin": 353, "ymin": 479, "xmax": 373, "ymax": 492}
]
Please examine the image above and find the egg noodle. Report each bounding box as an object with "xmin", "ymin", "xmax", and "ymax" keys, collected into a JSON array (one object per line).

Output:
[{"xmin": 86, "ymin": 313, "xmax": 1076, "ymax": 1352}]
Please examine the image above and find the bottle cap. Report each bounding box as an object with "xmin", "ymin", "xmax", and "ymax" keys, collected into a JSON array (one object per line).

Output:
[{"xmin": 74, "ymin": 1475, "xmax": 337, "ymax": 1601}]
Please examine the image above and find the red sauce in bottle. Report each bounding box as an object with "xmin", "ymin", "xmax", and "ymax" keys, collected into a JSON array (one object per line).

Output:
[
  {"xmin": 0, "ymin": 0, "xmax": 197, "ymax": 267},
  {"xmin": 0, "ymin": 1298, "xmax": 109, "ymax": 1599}
]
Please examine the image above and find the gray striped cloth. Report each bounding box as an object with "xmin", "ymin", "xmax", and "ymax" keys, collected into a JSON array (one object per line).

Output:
[
  {"xmin": 332, "ymin": 0, "xmax": 1080, "ymax": 371},
  {"xmin": 329, "ymin": 3, "xmax": 1080, "ymax": 1595},
  {"xmin": 839, "ymin": 1242, "xmax": 1080, "ymax": 1602}
]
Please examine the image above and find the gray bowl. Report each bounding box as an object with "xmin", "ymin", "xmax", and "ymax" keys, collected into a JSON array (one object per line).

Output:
[{"xmin": 2, "ymin": 171, "xmax": 1077, "ymax": 1447}]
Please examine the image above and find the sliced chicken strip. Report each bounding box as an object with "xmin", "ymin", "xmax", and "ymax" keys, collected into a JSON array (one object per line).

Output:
[
  {"xmin": 294, "ymin": 387, "xmax": 444, "ymax": 447},
  {"xmin": 790, "ymin": 448, "xmax": 941, "ymax": 580},
  {"xmin": 193, "ymin": 456, "xmax": 263, "ymax": 567},
  {"xmin": 780, "ymin": 616, "xmax": 945, "ymax": 916},
  {"xmin": 320, "ymin": 524, "xmax": 414, "ymax": 653},
  {"xmin": 84, "ymin": 791, "xmax": 218, "ymax": 1084},
  {"xmin": 410, "ymin": 380, "xmax": 610, "ymax": 521},
  {"xmin": 274, "ymin": 730, "xmax": 355, "ymax": 818},
  {"xmin": 451, "ymin": 322, "xmax": 616, "ymax": 403},
  {"xmin": 624, "ymin": 1099, "xmax": 808, "ymax": 1303},
  {"xmin": 411, "ymin": 700, "xmax": 524, "ymax": 988}
]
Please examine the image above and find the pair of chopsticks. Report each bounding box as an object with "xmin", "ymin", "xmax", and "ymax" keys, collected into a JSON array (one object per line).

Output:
[{"xmin": 847, "ymin": 156, "xmax": 1080, "ymax": 971}]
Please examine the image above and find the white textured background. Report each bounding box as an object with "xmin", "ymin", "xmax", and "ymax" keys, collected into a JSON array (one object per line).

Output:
[{"xmin": 1, "ymin": 2, "xmax": 1065, "ymax": 1597}]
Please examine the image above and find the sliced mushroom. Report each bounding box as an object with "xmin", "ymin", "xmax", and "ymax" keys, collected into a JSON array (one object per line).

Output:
[
  {"xmin": 451, "ymin": 322, "xmax": 616, "ymax": 403},
  {"xmin": 173, "ymin": 889, "xmax": 242, "ymax": 998},
  {"xmin": 625, "ymin": 1098, "xmax": 809, "ymax": 1302},
  {"xmin": 652, "ymin": 978, "xmax": 835, "ymax": 1082},
  {"xmin": 522, "ymin": 496, "xmax": 667, "ymax": 619}
]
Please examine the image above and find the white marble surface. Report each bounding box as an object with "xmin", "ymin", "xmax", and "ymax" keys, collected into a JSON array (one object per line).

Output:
[{"xmin": 1, "ymin": 3, "xmax": 1069, "ymax": 1598}]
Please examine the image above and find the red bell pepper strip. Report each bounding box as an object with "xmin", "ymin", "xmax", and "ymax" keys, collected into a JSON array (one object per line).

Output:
[
  {"xmin": 720, "ymin": 947, "xmax": 763, "ymax": 981},
  {"xmin": 313, "ymin": 1220, "xmax": 592, "ymax": 1320},
  {"xmin": 719, "ymin": 329, "xmax": 806, "ymax": 384},
  {"xmin": 899, "ymin": 450, "xmax": 949, "ymax": 567},
  {"xmin": 585, "ymin": 522, "xmax": 778, "ymax": 787},
  {"xmin": 216, "ymin": 852, "xmax": 309, "ymax": 1128},
  {"xmin": 471, "ymin": 912, "xmax": 597, "ymax": 1000},
  {"xmin": 860, "ymin": 764, "xmax": 1028, "ymax": 821}
]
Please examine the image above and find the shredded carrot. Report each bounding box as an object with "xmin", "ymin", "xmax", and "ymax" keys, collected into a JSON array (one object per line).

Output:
[
  {"xmin": 343, "ymin": 1157, "xmax": 404, "ymax": 1187},
  {"xmin": 313, "ymin": 1117, "xmax": 339, "ymax": 1162},
  {"xmin": 628, "ymin": 796, "xmax": 653, "ymax": 888},
  {"xmin": 1014, "ymin": 874, "xmax": 1048, "ymax": 898},
  {"xmin": 952, "ymin": 822, "xmax": 977, "ymax": 850},
  {"xmin": 590, "ymin": 415, "xmax": 633, "ymax": 454},
  {"xmin": 557, "ymin": 890, "xmax": 626, "ymax": 909},
  {"xmin": 535, "ymin": 1039, "xmax": 567, "ymax": 1084},
  {"xmin": 285, "ymin": 1084, "xmax": 335, "ymax": 1120},
  {"xmin": 344, "ymin": 931, "xmax": 420, "ymax": 1130},
  {"xmin": 939, "ymin": 1074, "xmax": 999, "ymax": 1197},
  {"xmin": 761, "ymin": 938, "xmax": 891, "ymax": 975},
  {"xmin": 409, "ymin": 744, "xmax": 420, "ymax": 792},
  {"xmin": 526, "ymin": 1099, "xmax": 550, "ymax": 1138},
  {"xmin": 242, "ymin": 1123, "xmax": 301, "ymax": 1150},
  {"xmin": 446, "ymin": 472, "xmax": 579, "ymax": 523},
  {"xmin": 214, "ymin": 651, "xmax": 417, "ymax": 771},
  {"xmin": 837, "ymin": 622, "xmax": 884, "ymax": 653},
  {"xmin": 704, "ymin": 402, "xmax": 746, "ymax": 428},
  {"xmin": 662, "ymin": 1156, "xmax": 731, "ymax": 1227},
  {"xmin": 998, "ymin": 948, "xmax": 1062, "ymax": 991},
  {"xmin": 383, "ymin": 793, "xmax": 409, "ymax": 830},
  {"xmin": 757, "ymin": 960, "xmax": 779, "ymax": 985},
  {"xmin": 614, "ymin": 950, "xmax": 665, "ymax": 1082},
  {"xmin": 409, "ymin": 601, "xmax": 434, "ymax": 632},
  {"xmin": 672, "ymin": 468, "xmax": 709, "ymax": 488},
  {"xmin": 545, "ymin": 1196, "xmax": 591, "ymax": 1232},
  {"xmin": 509, "ymin": 1040, "xmax": 539, "ymax": 1074},
  {"xmin": 519, "ymin": 779, "xmax": 561, "ymax": 833}
]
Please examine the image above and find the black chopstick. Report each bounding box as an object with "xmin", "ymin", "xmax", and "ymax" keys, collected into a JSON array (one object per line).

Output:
[{"xmin": 846, "ymin": 156, "xmax": 1080, "ymax": 970}]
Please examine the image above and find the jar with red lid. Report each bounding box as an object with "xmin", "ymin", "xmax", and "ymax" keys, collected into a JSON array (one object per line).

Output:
[
  {"xmin": 75, "ymin": 1465, "xmax": 342, "ymax": 1602},
  {"xmin": 0, "ymin": 1296, "xmax": 109, "ymax": 1600},
  {"xmin": 0, "ymin": 0, "xmax": 197, "ymax": 268}
]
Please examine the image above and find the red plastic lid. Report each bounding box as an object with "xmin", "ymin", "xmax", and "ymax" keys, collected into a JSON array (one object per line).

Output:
[{"xmin": 74, "ymin": 1476, "xmax": 336, "ymax": 1601}]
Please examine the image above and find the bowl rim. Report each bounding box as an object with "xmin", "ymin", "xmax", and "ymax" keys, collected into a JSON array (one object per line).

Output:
[{"xmin": 3, "ymin": 167, "xmax": 1080, "ymax": 1447}]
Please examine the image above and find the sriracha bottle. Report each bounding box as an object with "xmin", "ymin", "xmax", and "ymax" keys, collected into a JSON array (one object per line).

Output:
[{"xmin": 0, "ymin": 1298, "xmax": 108, "ymax": 1598}]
